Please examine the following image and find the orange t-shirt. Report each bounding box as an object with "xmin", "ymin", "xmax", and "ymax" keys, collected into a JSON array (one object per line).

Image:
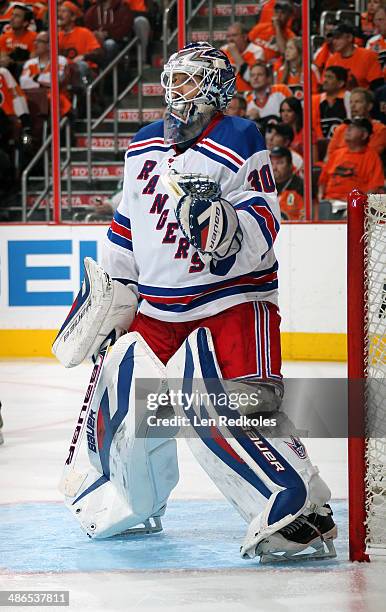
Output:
[
  {"xmin": 257, "ymin": 0, "xmax": 276, "ymax": 25},
  {"xmin": 277, "ymin": 174, "xmax": 304, "ymax": 220},
  {"xmin": 275, "ymin": 63, "xmax": 320, "ymax": 94},
  {"xmin": 312, "ymin": 93, "xmax": 327, "ymax": 141},
  {"xmin": 248, "ymin": 21, "xmax": 295, "ymax": 61},
  {"xmin": 290, "ymin": 126, "xmax": 303, "ymax": 153},
  {"xmin": 253, "ymin": 0, "xmax": 295, "ymax": 28},
  {"xmin": 325, "ymin": 46, "xmax": 383, "ymax": 89},
  {"xmin": 366, "ymin": 34, "xmax": 386, "ymax": 79},
  {"xmin": 20, "ymin": 56, "xmax": 72, "ymax": 116},
  {"xmin": 58, "ymin": 26, "xmax": 100, "ymax": 62},
  {"xmin": 0, "ymin": 28, "xmax": 36, "ymax": 55},
  {"xmin": 0, "ymin": 66, "xmax": 26, "ymax": 115},
  {"xmin": 279, "ymin": 188, "xmax": 304, "ymax": 221},
  {"xmin": 125, "ymin": 0, "xmax": 147, "ymax": 11},
  {"xmin": 313, "ymin": 41, "xmax": 333, "ymax": 74},
  {"xmin": 319, "ymin": 145, "xmax": 385, "ymax": 200},
  {"xmin": 326, "ymin": 121, "xmax": 386, "ymax": 158},
  {"xmin": 222, "ymin": 42, "xmax": 265, "ymax": 92}
]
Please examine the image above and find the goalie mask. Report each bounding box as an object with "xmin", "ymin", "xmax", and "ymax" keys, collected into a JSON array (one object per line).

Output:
[{"xmin": 161, "ymin": 42, "xmax": 235, "ymax": 145}]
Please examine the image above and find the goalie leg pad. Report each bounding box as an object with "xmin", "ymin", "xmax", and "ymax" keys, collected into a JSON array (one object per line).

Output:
[
  {"xmin": 166, "ymin": 327, "xmax": 330, "ymax": 559},
  {"xmin": 66, "ymin": 332, "xmax": 179, "ymax": 538}
]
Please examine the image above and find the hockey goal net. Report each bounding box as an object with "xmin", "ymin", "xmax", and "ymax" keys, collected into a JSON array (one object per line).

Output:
[{"xmin": 347, "ymin": 189, "xmax": 386, "ymax": 561}]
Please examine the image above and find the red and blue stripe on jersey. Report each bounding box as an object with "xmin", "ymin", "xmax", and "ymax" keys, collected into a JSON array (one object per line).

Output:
[
  {"xmin": 234, "ymin": 196, "xmax": 280, "ymax": 253},
  {"xmin": 107, "ymin": 210, "xmax": 133, "ymax": 251},
  {"xmin": 193, "ymin": 115, "xmax": 267, "ymax": 173},
  {"xmin": 125, "ymin": 121, "xmax": 171, "ymax": 159},
  {"xmin": 138, "ymin": 262, "xmax": 278, "ymax": 313},
  {"xmin": 124, "ymin": 116, "xmax": 267, "ymax": 173}
]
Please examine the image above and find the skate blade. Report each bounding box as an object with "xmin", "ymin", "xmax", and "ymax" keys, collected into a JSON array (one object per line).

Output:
[
  {"xmin": 108, "ymin": 516, "xmax": 164, "ymax": 538},
  {"xmin": 0, "ymin": 431, "xmax": 4, "ymax": 445},
  {"xmin": 259, "ymin": 537, "xmax": 337, "ymax": 564}
]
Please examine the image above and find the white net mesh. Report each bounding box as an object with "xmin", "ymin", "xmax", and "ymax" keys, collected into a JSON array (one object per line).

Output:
[{"xmin": 364, "ymin": 194, "xmax": 386, "ymax": 554}]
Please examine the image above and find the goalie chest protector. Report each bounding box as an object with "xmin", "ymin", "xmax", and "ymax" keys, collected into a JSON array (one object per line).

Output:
[{"xmin": 103, "ymin": 115, "xmax": 281, "ymax": 322}]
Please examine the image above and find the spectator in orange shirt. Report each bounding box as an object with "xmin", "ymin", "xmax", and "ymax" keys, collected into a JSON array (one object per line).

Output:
[
  {"xmin": 318, "ymin": 117, "xmax": 384, "ymax": 214},
  {"xmin": 245, "ymin": 61, "xmax": 291, "ymax": 122},
  {"xmin": 366, "ymin": 6, "xmax": 386, "ymax": 78},
  {"xmin": 326, "ymin": 88, "xmax": 386, "ymax": 158},
  {"xmin": 0, "ymin": 65, "xmax": 32, "ymax": 154},
  {"xmin": 275, "ymin": 37, "xmax": 320, "ymax": 97},
  {"xmin": 313, "ymin": 17, "xmax": 337, "ymax": 74},
  {"xmin": 270, "ymin": 145, "xmax": 304, "ymax": 220},
  {"xmin": 224, "ymin": 94, "xmax": 247, "ymax": 117},
  {"xmin": 0, "ymin": 5, "xmax": 36, "ymax": 79},
  {"xmin": 279, "ymin": 96, "xmax": 304, "ymax": 153},
  {"xmin": 361, "ymin": 0, "xmax": 384, "ymax": 39},
  {"xmin": 20, "ymin": 31, "xmax": 72, "ymax": 117},
  {"xmin": 325, "ymin": 21, "xmax": 384, "ymax": 91},
  {"xmin": 58, "ymin": 1, "xmax": 103, "ymax": 85},
  {"xmin": 0, "ymin": 64, "xmax": 28, "ymax": 117},
  {"xmin": 221, "ymin": 22, "xmax": 265, "ymax": 92},
  {"xmin": 256, "ymin": 0, "xmax": 276, "ymax": 26},
  {"xmin": 248, "ymin": 1, "xmax": 295, "ymax": 62},
  {"xmin": 312, "ymin": 65, "xmax": 350, "ymax": 140}
]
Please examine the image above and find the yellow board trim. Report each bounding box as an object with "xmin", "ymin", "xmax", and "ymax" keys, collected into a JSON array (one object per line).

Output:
[
  {"xmin": 0, "ymin": 330, "xmax": 348, "ymax": 361},
  {"xmin": 0, "ymin": 330, "xmax": 58, "ymax": 358},
  {"xmin": 280, "ymin": 332, "xmax": 347, "ymax": 361}
]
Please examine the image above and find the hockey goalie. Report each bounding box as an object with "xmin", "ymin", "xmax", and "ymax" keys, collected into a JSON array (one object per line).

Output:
[{"xmin": 53, "ymin": 42, "xmax": 337, "ymax": 562}]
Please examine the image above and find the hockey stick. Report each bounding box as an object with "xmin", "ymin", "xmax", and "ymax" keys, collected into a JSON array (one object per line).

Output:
[{"xmin": 58, "ymin": 337, "xmax": 112, "ymax": 496}]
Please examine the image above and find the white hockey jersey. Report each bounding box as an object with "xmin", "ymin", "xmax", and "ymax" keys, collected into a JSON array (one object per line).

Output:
[{"xmin": 101, "ymin": 114, "xmax": 281, "ymax": 322}]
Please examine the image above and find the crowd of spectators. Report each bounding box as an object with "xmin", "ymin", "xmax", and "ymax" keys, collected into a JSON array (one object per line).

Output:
[
  {"xmin": 0, "ymin": 0, "xmax": 385, "ymax": 222},
  {"xmin": 0, "ymin": 0, "xmax": 156, "ymax": 212},
  {"xmin": 221, "ymin": 0, "xmax": 386, "ymax": 219}
]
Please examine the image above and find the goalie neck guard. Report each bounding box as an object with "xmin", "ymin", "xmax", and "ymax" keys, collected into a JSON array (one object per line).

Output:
[{"xmin": 161, "ymin": 42, "xmax": 235, "ymax": 145}]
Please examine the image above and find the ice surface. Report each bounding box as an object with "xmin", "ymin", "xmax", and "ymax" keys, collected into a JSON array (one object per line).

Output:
[{"xmin": 0, "ymin": 359, "xmax": 385, "ymax": 612}]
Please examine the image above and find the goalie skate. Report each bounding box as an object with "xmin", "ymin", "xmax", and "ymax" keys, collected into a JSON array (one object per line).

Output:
[{"xmin": 257, "ymin": 504, "xmax": 337, "ymax": 563}]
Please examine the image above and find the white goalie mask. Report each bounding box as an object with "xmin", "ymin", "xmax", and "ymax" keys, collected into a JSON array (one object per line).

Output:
[{"xmin": 161, "ymin": 42, "xmax": 235, "ymax": 145}]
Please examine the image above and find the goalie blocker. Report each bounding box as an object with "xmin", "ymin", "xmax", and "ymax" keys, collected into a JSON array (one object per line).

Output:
[{"xmin": 161, "ymin": 171, "xmax": 243, "ymax": 264}]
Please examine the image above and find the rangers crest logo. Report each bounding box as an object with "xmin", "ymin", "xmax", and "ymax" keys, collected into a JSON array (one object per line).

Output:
[{"xmin": 285, "ymin": 436, "xmax": 308, "ymax": 460}]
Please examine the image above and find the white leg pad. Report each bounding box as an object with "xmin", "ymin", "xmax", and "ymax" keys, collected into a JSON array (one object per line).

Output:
[
  {"xmin": 167, "ymin": 327, "xmax": 331, "ymax": 559},
  {"xmin": 66, "ymin": 332, "xmax": 179, "ymax": 538}
]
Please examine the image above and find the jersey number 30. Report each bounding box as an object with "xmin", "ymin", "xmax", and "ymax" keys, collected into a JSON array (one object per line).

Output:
[{"xmin": 248, "ymin": 165, "xmax": 275, "ymax": 193}]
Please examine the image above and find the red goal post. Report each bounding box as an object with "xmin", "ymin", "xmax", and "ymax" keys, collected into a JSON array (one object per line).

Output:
[{"xmin": 347, "ymin": 189, "xmax": 386, "ymax": 562}]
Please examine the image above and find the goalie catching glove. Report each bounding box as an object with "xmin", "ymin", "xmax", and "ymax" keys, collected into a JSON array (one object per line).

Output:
[
  {"xmin": 52, "ymin": 258, "xmax": 138, "ymax": 368},
  {"xmin": 161, "ymin": 171, "xmax": 243, "ymax": 261}
]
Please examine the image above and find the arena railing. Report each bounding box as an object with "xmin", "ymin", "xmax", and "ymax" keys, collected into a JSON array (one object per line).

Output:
[
  {"xmin": 86, "ymin": 36, "xmax": 143, "ymax": 184},
  {"xmin": 163, "ymin": 0, "xmax": 228, "ymax": 63},
  {"xmin": 21, "ymin": 116, "xmax": 72, "ymax": 222}
]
